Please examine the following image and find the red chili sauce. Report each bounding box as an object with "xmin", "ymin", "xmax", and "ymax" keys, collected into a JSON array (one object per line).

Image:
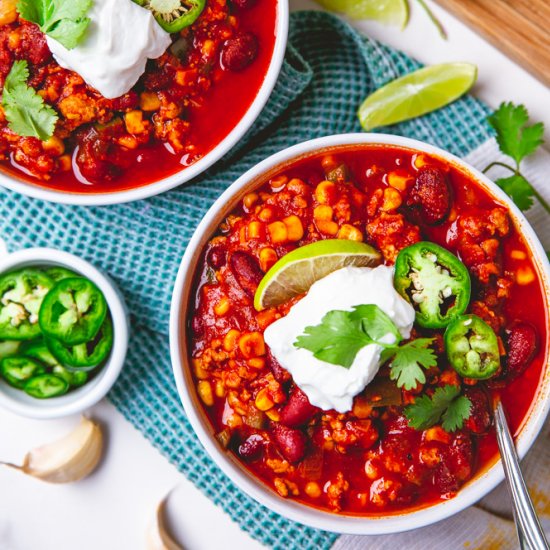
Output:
[
  {"xmin": 188, "ymin": 145, "xmax": 547, "ymax": 515},
  {"xmin": 0, "ymin": 0, "xmax": 277, "ymax": 193}
]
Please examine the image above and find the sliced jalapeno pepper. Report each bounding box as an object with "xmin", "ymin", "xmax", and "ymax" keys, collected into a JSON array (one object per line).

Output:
[
  {"xmin": 134, "ymin": 0, "xmax": 206, "ymax": 33},
  {"xmin": 445, "ymin": 314, "xmax": 500, "ymax": 379},
  {"xmin": 39, "ymin": 278, "xmax": 107, "ymax": 346},
  {"xmin": 0, "ymin": 340, "xmax": 21, "ymax": 360},
  {"xmin": 24, "ymin": 374, "xmax": 69, "ymax": 399},
  {"xmin": 46, "ymin": 267, "xmax": 77, "ymax": 283},
  {"xmin": 46, "ymin": 316, "xmax": 113, "ymax": 369},
  {"xmin": 394, "ymin": 242, "xmax": 471, "ymax": 329},
  {"xmin": 21, "ymin": 340, "xmax": 60, "ymax": 367},
  {"xmin": 0, "ymin": 356, "xmax": 46, "ymax": 388},
  {"xmin": 52, "ymin": 365, "xmax": 89, "ymax": 388},
  {"xmin": 0, "ymin": 269, "xmax": 54, "ymax": 340}
]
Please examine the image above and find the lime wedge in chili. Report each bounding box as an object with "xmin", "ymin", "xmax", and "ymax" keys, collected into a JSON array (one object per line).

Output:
[
  {"xmin": 39, "ymin": 277, "xmax": 107, "ymax": 346},
  {"xmin": 358, "ymin": 62, "xmax": 478, "ymax": 131},
  {"xmin": 316, "ymin": 0, "xmax": 409, "ymax": 28},
  {"xmin": 254, "ymin": 240, "xmax": 382, "ymax": 311}
]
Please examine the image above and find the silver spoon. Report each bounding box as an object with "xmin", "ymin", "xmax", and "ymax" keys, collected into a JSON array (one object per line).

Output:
[{"xmin": 493, "ymin": 397, "xmax": 549, "ymax": 550}]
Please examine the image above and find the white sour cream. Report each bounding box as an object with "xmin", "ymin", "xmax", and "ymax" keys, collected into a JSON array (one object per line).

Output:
[
  {"xmin": 46, "ymin": 0, "xmax": 172, "ymax": 99},
  {"xmin": 264, "ymin": 266, "xmax": 415, "ymax": 413}
]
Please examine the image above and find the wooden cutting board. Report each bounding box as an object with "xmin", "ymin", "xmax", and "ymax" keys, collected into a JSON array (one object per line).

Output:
[{"xmin": 435, "ymin": 0, "xmax": 550, "ymax": 87}]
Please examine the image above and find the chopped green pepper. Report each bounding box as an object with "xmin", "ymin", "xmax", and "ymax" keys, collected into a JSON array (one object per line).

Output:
[
  {"xmin": 46, "ymin": 316, "xmax": 113, "ymax": 369},
  {"xmin": 0, "ymin": 269, "xmax": 54, "ymax": 340},
  {"xmin": 133, "ymin": 0, "xmax": 206, "ymax": 33},
  {"xmin": 39, "ymin": 277, "xmax": 107, "ymax": 346},
  {"xmin": 394, "ymin": 242, "xmax": 471, "ymax": 329},
  {"xmin": 52, "ymin": 365, "xmax": 89, "ymax": 387},
  {"xmin": 445, "ymin": 314, "xmax": 500, "ymax": 379},
  {"xmin": 0, "ymin": 356, "xmax": 46, "ymax": 388},
  {"xmin": 24, "ymin": 374, "xmax": 69, "ymax": 399}
]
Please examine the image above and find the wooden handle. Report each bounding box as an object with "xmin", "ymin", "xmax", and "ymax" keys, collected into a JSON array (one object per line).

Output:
[{"xmin": 435, "ymin": 0, "xmax": 550, "ymax": 87}]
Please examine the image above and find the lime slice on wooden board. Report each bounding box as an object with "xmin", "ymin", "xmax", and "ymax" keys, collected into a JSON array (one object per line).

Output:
[
  {"xmin": 254, "ymin": 240, "xmax": 382, "ymax": 311},
  {"xmin": 316, "ymin": 0, "xmax": 409, "ymax": 28},
  {"xmin": 358, "ymin": 62, "xmax": 478, "ymax": 131}
]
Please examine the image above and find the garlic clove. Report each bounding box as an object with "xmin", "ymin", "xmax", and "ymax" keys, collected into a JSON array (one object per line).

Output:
[
  {"xmin": 2, "ymin": 416, "xmax": 103, "ymax": 484},
  {"xmin": 147, "ymin": 491, "xmax": 185, "ymax": 550}
]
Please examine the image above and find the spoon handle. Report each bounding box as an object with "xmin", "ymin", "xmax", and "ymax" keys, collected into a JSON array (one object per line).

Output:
[{"xmin": 493, "ymin": 400, "xmax": 549, "ymax": 550}]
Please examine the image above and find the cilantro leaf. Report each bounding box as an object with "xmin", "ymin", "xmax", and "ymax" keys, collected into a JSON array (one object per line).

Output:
[
  {"xmin": 388, "ymin": 338, "xmax": 437, "ymax": 390},
  {"xmin": 2, "ymin": 60, "xmax": 58, "ymax": 141},
  {"xmin": 488, "ymin": 102, "xmax": 545, "ymax": 166},
  {"xmin": 349, "ymin": 304, "xmax": 402, "ymax": 345},
  {"xmin": 404, "ymin": 385, "xmax": 472, "ymax": 432},
  {"xmin": 294, "ymin": 309, "xmax": 373, "ymax": 368},
  {"xmin": 495, "ymin": 174, "xmax": 534, "ymax": 211},
  {"xmin": 17, "ymin": 0, "xmax": 92, "ymax": 50}
]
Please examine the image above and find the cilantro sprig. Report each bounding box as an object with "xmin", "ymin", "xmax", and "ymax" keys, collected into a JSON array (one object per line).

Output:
[
  {"xmin": 17, "ymin": 0, "xmax": 92, "ymax": 50},
  {"xmin": 2, "ymin": 60, "xmax": 58, "ymax": 141},
  {"xmin": 294, "ymin": 304, "xmax": 437, "ymax": 390},
  {"xmin": 404, "ymin": 385, "xmax": 472, "ymax": 432},
  {"xmin": 485, "ymin": 102, "xmax": 548, "ymax": 215}
]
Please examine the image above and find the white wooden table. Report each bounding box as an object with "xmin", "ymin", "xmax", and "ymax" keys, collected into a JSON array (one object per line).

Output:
[{"xmin": 1, "ymin": 2, "xmax": 549, "ymax": 549}]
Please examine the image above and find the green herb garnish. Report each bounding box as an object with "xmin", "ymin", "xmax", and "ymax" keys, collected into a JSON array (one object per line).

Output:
[
  {"xmin": 294, "ymin": 304, "xmax": 437, "ymax": 390},
  {"xmin": 17, "ymin": 0, "xmax": 93, "ymax": 50},
  {"xmin": 2, "ymin": 60, "xmax": 58, "ymax": 141},
  {"xmin": 404, "ymin": 384, "xmax": 472, "ymax": 432},
  {"xmin": 485, "ymin": 102, "xmax": 548, "ymax": 214}
]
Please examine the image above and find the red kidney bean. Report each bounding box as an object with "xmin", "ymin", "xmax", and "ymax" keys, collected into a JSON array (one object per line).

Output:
[
  {"xmin": 207, "ymin": 245, "xmax": 227, "ymax": 269},
  {"xmin": 221, "ymin": 32, "xmax": 258, "ymax": 72},
  {"xmin": 267, "ymin": 349, "xmax": 290, "ymax": 383},
  {"xmin": 229, "ymin": 251, "xmax": 263, "ymax": 297},
  {"xmin": 505, "ymin": 322, "xmax": 539, "ymax": 379},
  {"xmin": 463, "ymin": 386, "xmax": 492, "ymax": 435},
  {"xmin": 406, "ymin": 167, "xmax": 452, "ymax": 225},
  {"xmin": 272, "ymin": 423, "xmax": 306, "ymax": 462},
  {"xmin": 110, "ymin": 91, "xmax": 139, "ymax": 112},
  {"xmin": 238, "ymin": 433, "xmax": 266, "ymax": 460},
  {"xmin": 278, "ymin": 386, "xmax": 318, "ymax": 427}
]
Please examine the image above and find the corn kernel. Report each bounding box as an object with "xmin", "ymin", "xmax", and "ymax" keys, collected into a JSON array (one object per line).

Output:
[
  {"xmin": 387, "ymin": 170, "xmax": 413, "ymax": 191},
  {"xmin": 193, "ymin": 359, "xmax": 209, "ymax": 380},
  {"xmin": 215, "ymin": 380, "xmax": 226, "ymax": 398},
  {"xmin": 259, "ymin": 247, "xmax": 278, "ymax": 272},
  {"xmin": 315, "ymin": 180, "xmax": 338, "ymax": 205},
  {"xmin": 511, "ymin": 250, "xmax": 527, "ymax": 260},
  {"xmin": 424, "ymin": 426, "xmax": 451, "ymax": 444},
  {"xmin": 287, "ymin": 178, "xmax": 306, "ymax": 193},
  {"xmin": 117, "ymin": 135, "xmax": 139, "ymax": 150},
  {"xmin": 517, "ymin": 266, "xmax": 535, "ymax": 285},
  {"xmin": 124, "ymin": 110, "xmax": 145, "ymax": 135},
  {"xmin": 243, "ymin": 192, "xmax": 259, "ymax": 211},
  {"xmin": 0, "ymin": 2, "xmax": 17, "ymax": 26},
  {"xmin": 255, "ymin": 388, "xmax": 274, "ymax": 411},
  {"xmin": 270, "ymin": 174, "xmax": 288, "ymax": 191},
  {"xmin": 364, "ymin": 460, "xmax": 379, "ymax": 479},
  {"xmin": 140, "ymin": 92, "xmax": 161, "ymax": 111},
  {"xmin": 239, "ymin": 226, "xmax": 247, "ymax": 244},
  {"xmin": 352, "ymin": 398, "xmax": 372, "ymax": 419},
  {"xmin": 238, "ymin": 332, "xmax": 266, "ymax": 358},
  {"xmin": 321, "ymin": 154, "xmax": 338, "ymax": 172},
  {"xmin": 337, "ymin": 224, "xmax": 363, "ymax": 242},
  {"xmin": 314, "ymin": 205, "xmax": 333, "ymax": 221},
  {"xmin": 448, "ymin": 207, "xmax": 458, "ymax": 223},
  {"xmin": 248, "ymin": 358, "xmax": 266, "ymax": 370},
  {"xmin": 198, "ymin": 380, "xmax": 214, "ymax": 406},
  {"xmin": 223, "ymin": 329, "xmax": 241, "ymax": 352},
  {"xmin": 8, "ymin": 30, "xmax": 20, "ymax": 49},
  {"xmin": 248, "ymin": 221, "xmax": 263, "ymax": 239},
  {"xmin": 214, "ymin": 296, "xmax": 230, "ymax": 316},
  {"xmin": 283, "ymin": 215, "xmax": 304, "ymax": 242},
  {"xmin": 413, "ymin": 154, "xmax": 430, "ymax": 169},
  {"xmin": 58, "ymin": 154, "xmax": 72, "ymax": 172},
  {"xmin": 226, "ymin": 414, "xmax": 243, "ymax": 428},
  {"xmin": 175, "ymin": 69, "xmax": 197, "ymax": 87},
  {"xmin": 316, "ymin": 220, "xmax": 339, "ymax": 236},
  {"xmin": 202, "ymin": 39, "xmax": 215, "ymax": 56},
  {"xmin": 305, "ymin": 482, "xmax": 322, "ymax": 498},
  {"xmin": 265, "ymin": 408, "xmax": 280, "ymax": 422},
  {"xmin": 381, "ymin": 187, "xmax": 403, "ymax": 211},
  {"xmin": 256, "ymin": 308, "xmax": 278, "ymax": 330},
  {"xmin": 42, "ymin": 136, "xmax": 65, "ymax": 156},
  {"xmin": 258, "ymin": 207, "xmax": 274, "ymax": 222},
  {"xmin": 268, "ymin": 221, "xmax": 288, "ymax": 244}
]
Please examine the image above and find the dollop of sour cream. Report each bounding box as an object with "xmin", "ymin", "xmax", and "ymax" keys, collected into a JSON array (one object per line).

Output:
[
  {"xmin": 46, "ymin": 0, "xmax": 172, "ymax": 99},
  {"xmin": 264, "ymin": 266, "xmax": 415, "ymax": 413}
]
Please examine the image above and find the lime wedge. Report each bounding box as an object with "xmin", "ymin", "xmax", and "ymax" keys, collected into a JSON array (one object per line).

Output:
[
  {"xmin": 358, "ymin": 62, "xmax": 478, "ymax": 131},
  {"xmin": 254, "ymin": 240, "xmax": 382, "ymax": 311},
  {"xmin": 316, "ymin": 0, "xmax": 409, "ymax": 28}
]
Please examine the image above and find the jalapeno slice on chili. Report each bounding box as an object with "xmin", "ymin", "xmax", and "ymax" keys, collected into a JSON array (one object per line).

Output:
[
  {"xmin": 134, "ymin": 0, "xmax": 206, "ymax": 33},
  {"xmin": 39, "ymin": 278, "xmax": 107, "ymax": 346},
  {"xmin": 46, "ymin": 316, "xmax": 113, "ymax": 369},
  {"xmin": 394, "ymin": 242, "xmax": 471, "ymax": 329},
  {"xmin": 445, "ymin": 314, "xmax": 500, "ymax": 379},
  {"xmin": 0, "ymin": 356, "xmax": 46, "ymax": 388},
  {"xmin": 24, "ymin": 374, "xmax": 69, "ymax": 399},
  {"xmin": 0, "ymin": 269, "xmax": 54, "ymax": 340}
]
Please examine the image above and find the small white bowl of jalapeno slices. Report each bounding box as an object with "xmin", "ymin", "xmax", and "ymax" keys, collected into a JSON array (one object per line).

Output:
[{"xmin": 0, "ymin": 248, "xmax": 129, "ymax": 419}]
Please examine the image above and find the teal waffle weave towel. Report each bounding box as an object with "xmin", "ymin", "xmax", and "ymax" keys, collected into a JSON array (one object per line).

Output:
[{"xmin": 0, "ymin": 11, "xmax": 494, "ymax": 549}]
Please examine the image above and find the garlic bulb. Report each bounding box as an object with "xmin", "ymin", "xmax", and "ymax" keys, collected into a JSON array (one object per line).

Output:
[
  {"xmin": 2, "ymin": 416, "xmax": 103, "ymax": 483},
  {"xmin": 147, "ymin": 491, "xmax": 185, "ymax": 550}
]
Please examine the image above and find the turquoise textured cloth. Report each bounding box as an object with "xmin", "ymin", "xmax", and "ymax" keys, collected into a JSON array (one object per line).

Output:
[{"xmin": 0, "ymin": 11, "xmax": 494, "ymax": 549}]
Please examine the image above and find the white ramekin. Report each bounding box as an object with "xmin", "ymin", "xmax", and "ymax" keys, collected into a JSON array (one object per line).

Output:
[
  {"xmin": 0, "ymin": 1, "xmax": 289, "ymax": 206},
  {"xmin": 0, "ymin": 248, "xmax": 129, "ymax": 419},
  {"xmin": 169, "ymin": 133, "xmax": 550, "ymax": 535}
]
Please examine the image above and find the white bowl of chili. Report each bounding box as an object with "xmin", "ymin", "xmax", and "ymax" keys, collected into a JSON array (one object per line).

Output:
[
  {"xmin": 0, "ymin": 247, "xmax": 129, "ymax": 419},
  {"xmin": 170, "ymin": 134, "xmax": 550, "ymax": 534},
  {"xmin": 0, "ymin": 0, "xmax": 288, "ymax": 206}
]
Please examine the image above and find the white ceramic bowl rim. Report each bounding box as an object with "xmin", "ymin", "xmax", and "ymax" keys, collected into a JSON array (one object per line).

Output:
[
  {"xmin": 0, "ymin": 247, "xmax": 129, "ymax": 419},
  {"xmin": 0, "ymin": 2, "xmax": 289, "ymax": 206},
  {"xmin": 170, "ymin": 133, "xmax": 550, "ymax": 535}
]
